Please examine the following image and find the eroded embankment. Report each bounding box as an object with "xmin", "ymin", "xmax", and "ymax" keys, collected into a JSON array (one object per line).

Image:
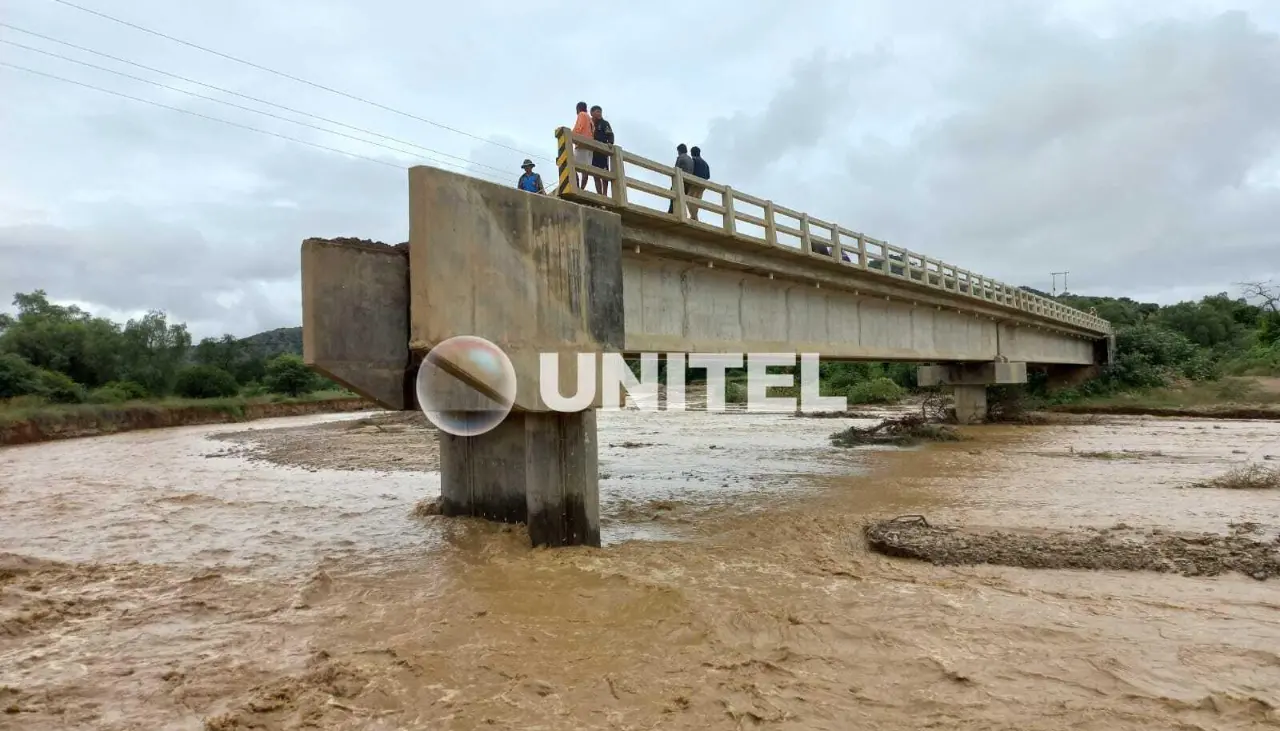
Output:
[
  {"xmin": 865, "ymin": 516, "xmax": 1280, "ymax": 580},
  {"xmin": 1048, "ymin": 403, "xmax": 1280, "ymax": 420},
  {"xmin": 0, "ymin": 397, "xmax": 375, "ymax": 446}
]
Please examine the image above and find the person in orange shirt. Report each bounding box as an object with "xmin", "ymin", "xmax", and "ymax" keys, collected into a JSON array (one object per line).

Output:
[{"xmin": 571, "ymin": 101, "xmax": 594, "ymax": 190}]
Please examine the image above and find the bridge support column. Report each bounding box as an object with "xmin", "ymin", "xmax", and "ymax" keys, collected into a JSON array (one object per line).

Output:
[
  {"xmin": 918, "ymin": 361, "xmax": 1028, "ymax": 425},
  {"xmin": 440, "ymin": 410, "xmax": 600, "ymax": 548},
  {"xmin": 952, "ymin": 385, "xmax": 988, "ymax": 425}
]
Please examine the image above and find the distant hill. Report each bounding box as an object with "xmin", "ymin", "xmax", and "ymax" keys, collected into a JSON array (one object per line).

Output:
[{"xmin": 240, "ymin": 326, "xmax": 302, "ymax": 357}]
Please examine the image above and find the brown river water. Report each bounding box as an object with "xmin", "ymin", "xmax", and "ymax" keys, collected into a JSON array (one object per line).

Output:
[{"xmin": 1, "ymin": 408, "xmax": 1278, "ymax": 730}]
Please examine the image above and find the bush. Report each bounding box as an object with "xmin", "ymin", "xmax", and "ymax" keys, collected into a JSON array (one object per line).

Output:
[
  {"xmin": 846, "ymin": 377, "xmax": 905, "ymax": 405},
  {"xmin": 239, "ymin": 380, "xmax": 269, "ymax": 397},
  {"xmin": 36, "ymin": 369, "xmax": 86, "ymax": 403},
  {"xmin": 0, "ymin": 352, "xmax": 45, "ymax": 399},
  {"xmin": 174, "ymin": 364, "xmax": 240, "ymax": 399},
  {"xmin": 103, "ymin": 380, "xmax": 149, "ymax": 400},
  {"xmin": 725, "ymin": 380, "xmax": 748, "ymax": 404},
  {"xmin": 263, "ymin": 354, "xmax": 317, "ymax": 397},
  {"xmin": 87, "ymin": 385, "xmax": 133, "ymax": 403}
]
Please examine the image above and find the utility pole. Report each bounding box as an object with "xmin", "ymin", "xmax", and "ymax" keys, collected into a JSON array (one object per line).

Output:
[{"xmin": 1051, "ymin": 271, "xmax": 1069, "ymax": 296}]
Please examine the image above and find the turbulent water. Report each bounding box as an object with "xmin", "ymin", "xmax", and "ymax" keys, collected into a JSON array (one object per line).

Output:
[{"xmin": 1, "ymin": 409, "xmax": 1278, "ymax": 730}]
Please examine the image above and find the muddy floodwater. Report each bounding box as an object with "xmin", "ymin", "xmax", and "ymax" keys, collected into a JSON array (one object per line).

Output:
[{"xmin": 1, "ymin": 407, "xmax": 1279, "ymax": 730}]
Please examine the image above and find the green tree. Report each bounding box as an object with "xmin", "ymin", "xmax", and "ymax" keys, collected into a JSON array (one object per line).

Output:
[
  {"xmin": 263, "ymin": 354, "xmax": 318, "ymax": 396},
  {"xmin": 0, "ymin": 352, "xmax": 44, "ymax": 399},
  {"xmin": 174, "ymin": 364, "xmax": 240, "ymax": 399},
  {"xmin": 117, "ymin": 311, "xmax": 192, "ymax": 395}
]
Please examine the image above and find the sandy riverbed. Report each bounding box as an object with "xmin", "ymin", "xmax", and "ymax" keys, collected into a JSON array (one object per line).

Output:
[{"xmin": 2, "ymin": 408, "xmax": 1279, "ymax": 730}]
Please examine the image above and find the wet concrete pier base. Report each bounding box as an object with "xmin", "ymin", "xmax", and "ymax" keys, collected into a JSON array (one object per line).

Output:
[
  {"xmin": 440, "ymin": 410, "xmax": 600, "ymax": 547},
  {"xmin": 953, "ymin": 385, "xmax": 989, "ymax": 425}
]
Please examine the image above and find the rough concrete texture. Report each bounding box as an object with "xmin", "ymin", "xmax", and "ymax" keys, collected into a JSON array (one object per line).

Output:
[
  {"xmin": 954, "ymin": 385, "xmax": 988, "ymax": 424},
  {"xmin": 439, "ymin": 410, "xmax": 600, "ymax": 547},
  {"xmin": 917, "ymin": 362, "xmax": 1028, "ymax": 387},
  {"xmin": 408, "ymin": 166, "xmax": 624, "ymax": 412},
  {"xmin": 622, "ymin": 254, "xmax": 1095, "ymax": 364},
  {"xmin": 301, "ymin": 238, "xmax": 409, "ymax": 410}
]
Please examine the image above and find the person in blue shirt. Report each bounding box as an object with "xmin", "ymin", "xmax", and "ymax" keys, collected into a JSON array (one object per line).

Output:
[{"xmin": 516, "ymin": 160, "xmax": 544, "ymax": 194}]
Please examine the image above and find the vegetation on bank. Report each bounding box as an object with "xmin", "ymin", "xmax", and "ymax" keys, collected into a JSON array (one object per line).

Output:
[
  {"xmin": 3, "ymin": 277, "xmax": 1277, "ymax": 427},
  {"xmin": 0, "ymin": 290, "xmax": 352, "ymax": 423},
  {"xmin": 0, "ymin": 389, "xmax": 356, "ymax": 429}
]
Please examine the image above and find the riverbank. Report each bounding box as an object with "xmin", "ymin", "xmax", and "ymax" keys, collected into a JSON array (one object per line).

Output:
[
  {"xmin": 1043, "ymin": 376, "xmax": 1280, "ymax": 420},
  {"xmin": 0, "ymin": 392, "xmax": 377, "ymax": 446}
]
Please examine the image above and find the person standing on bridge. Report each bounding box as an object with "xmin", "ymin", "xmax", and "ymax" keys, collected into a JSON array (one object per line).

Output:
[
  {"xmin": 516, "ymin": 159, "xmax": 544, "ymax": 194},
  {"xmin": 572, "ymin": 102, "xmax": 594, "ymax": 191},
  {"xmin": 669, "ymin": 144, "xmax": 696, "ymax": 214},
  {"xmin": 590, "ymin": 105, "xmax": 614, "ymax": 197},
  {"xmin": 688, "ymin": 146, "xmax": 710, "ymax": 221}
]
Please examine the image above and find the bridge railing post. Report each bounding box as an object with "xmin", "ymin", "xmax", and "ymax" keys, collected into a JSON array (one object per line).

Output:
[
  {"xmin": 722, "ymin": 186, "xmax": 736, "ymax": 235},
  {"xmin": 672, "ymin": 168, "xmax": 688, "ymax": 222},
  {"xmin": 555, "ymin": 126, "xmax": 579, "ymax": 197},
  {"xmin": 764, "ymin": 201, "xmax": 777, "ymax": 246},
  {"xmin": 611, "ymin": 145, "xmax": 627, "ymax": 206}
]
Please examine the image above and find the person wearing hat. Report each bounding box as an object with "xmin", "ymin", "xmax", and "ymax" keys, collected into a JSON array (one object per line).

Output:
[{"xmin": 516, "ymin": 159, "xmax": 544, "ymax": 194}]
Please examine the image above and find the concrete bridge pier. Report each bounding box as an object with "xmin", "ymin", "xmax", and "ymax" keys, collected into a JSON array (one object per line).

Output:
[
  {"xmin": 918, "ymin": 361, "xmax": 1028, "ymax": 424},
  {"xmin": 440, "ymin": 410, "xmax": 600, "ymax": 547}
]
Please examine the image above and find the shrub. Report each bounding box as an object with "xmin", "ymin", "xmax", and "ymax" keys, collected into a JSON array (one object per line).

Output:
[
  {"xmin": 263, "ymin": 354, "xmax": 317, "ymax": 397},
  {"xmin": 724, "ymin": 381, "xmax": 748, "ymax": 404},
  {"xmin": 174, "ymin": 364, "xmax": 240, "ymax": 399},
  {"xmin": 87, "ymin": 385, "xmax": 133, "ymax": 403},
  {"xmin": 103, "ymin": 380, "xmax": 149, "ymax": 400},
  {"xmin": 36, "ymin": 369, "xmax": 86, "ymax": 403},
  {"xmin": 846, "ymin": 377, "xmax": 905, "ymax": 405},
  {"xmin": 0, "ymin": 352, "xmax": 45, "ymax": 399},
  {"xmin": 239, "ymin": 380, "xmax": 269, "ymax": 397}
]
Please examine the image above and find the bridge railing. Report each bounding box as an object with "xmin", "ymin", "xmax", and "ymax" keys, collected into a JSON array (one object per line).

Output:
[{"xmin": 554, "ymin": 127, "xmax": 1111, "ymax": 335}]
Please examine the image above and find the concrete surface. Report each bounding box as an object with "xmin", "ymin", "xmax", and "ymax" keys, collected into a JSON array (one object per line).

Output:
[
  {"xmin": 408, "ymin": 165, "xmax": 624, "ymax": 413},
  {"xmin": 301, "ymin": 238, "xmax": 409, "ymax": 410}
]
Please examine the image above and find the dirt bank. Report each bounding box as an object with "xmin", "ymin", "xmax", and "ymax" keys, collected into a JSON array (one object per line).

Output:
[
  {"xmin": 1048, "ymin": 403, "xmax": 1280, "ymax": 420},
  {"xmin": 211, "ymin": 411, "xmax": 439, "ymax": 472},
  {"xmin": 865, "ymin": 516, "xmax": 1280, "ymax": 580},
  {"xmin": 0, "ymin": 397, "xmax": 376, "ymax": 447}
]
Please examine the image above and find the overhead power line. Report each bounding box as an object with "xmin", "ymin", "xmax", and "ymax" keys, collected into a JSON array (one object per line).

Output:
[
  {"xmin": 0, "ymin": 36, "xmax": 517, "ymax": 183},
  {"xmin": 44, "ymin": 0, "xmax": 554, "ymax": 164},
  {"xmin": 2, "ymin": 60, "xmax": 406, "ymax": 170},
  {"xmin": 0, "ymin": 22, "xmax": 527, "ymax": 178}
]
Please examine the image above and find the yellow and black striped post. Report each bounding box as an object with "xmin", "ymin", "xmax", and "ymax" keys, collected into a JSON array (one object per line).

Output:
[{"xmin": 555, "ymin": 126, "xmax": 577, "ymax": 198}]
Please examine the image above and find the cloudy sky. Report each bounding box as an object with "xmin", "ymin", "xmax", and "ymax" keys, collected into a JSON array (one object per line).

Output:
[{"xmin": 2, "ymin": 0, "xmax": 1278, "ymax": 338}]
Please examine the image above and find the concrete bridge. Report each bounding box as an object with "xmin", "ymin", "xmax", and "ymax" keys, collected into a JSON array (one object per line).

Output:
[{"xmin": 300, "ymin": 128, "xmax": 1113, "ymax": 548}]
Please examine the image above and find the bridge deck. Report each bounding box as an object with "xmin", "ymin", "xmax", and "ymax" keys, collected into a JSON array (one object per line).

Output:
[{"xmin": 553, "ymin": 127, "xmax": 1111, "ymax": 337}]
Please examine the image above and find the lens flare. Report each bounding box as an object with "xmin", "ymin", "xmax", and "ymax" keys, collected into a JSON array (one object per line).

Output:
[{"xmin": 415, "ymin": 336, "xmax": 517, "ymax": 437}]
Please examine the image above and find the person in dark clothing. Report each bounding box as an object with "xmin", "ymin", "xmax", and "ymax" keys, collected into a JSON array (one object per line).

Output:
[
  {"xmin": 688, "ymin": 146, "xmax": 710, "ymax": 221},
  {"xmin": 589, "ymin": 105, "xmax": 614, "ymax": 197},
  {"xmin": 669, "ymin": 143, "xmax": 696, "ymax": 214},
  {"xmin": 516, "ymin": 159, "xmax": 543, "ymax": 194}
]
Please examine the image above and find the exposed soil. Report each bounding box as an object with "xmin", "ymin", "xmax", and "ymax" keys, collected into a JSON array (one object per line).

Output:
[
  {"xmin": 0, "ymin": 398, "xmax": 375, "ymax": 447},
  {"xmin": 865, "ymin": 516, "xmax": 1280, "ymax": 580},
  {"xmin": 1049, "ymin": 403, "xmax": 1280, "ymax": 420},
  {"xmin": 211, "ymin": 411, "xmax": 439, "ymax": 472}
]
